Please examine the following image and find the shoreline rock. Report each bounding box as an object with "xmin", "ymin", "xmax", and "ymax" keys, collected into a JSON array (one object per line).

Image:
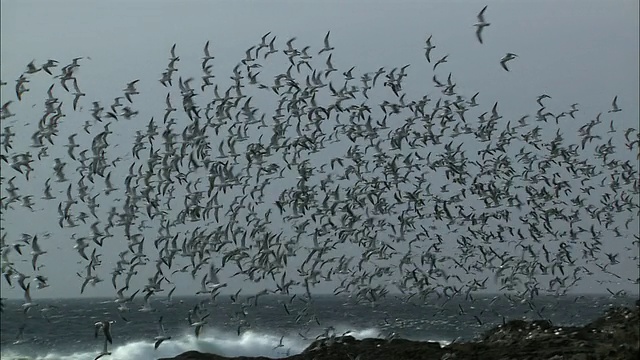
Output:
[{"xmin": 159, "ymin": 304, "xmax": 639, "ymax": 360}]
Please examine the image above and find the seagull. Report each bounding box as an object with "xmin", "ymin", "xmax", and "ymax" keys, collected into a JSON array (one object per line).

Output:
[
  {"xmin": 170, "ymin": 43, "xmax": 179, "ymax": 63},
  {"xmin": 188, "ymin": 311, "xmax": 209, "ymax": 338},
  {"xmin": 208, "ymin": 263, "xmax": 222, "ymax": 286},
  {"xmin": 500, "ymin": 53, "xmax": 518, "ymax": 71},
  {"xmin": 26, "ymin": 60, "xmax": 40, "ymax": 74},
  {"xmin": 1, "ymin": 100, "xmax": 14, "ymax": 119},
  {"xmin": 42, "ymin": 59, "xmax": 59, "ymax": 75},
  {"xmin": 273, "ymin": 335, "xmax": 285, "ymax": 350},
  {"xmin": 433, "ymin": 54, "xmax": 448, "ymax": 71},
  {"xmin": 34, "ymin": 275, "xmax": 49, "ymax": 289},
  {"xmin": 30, "ymin": 235, "xmax": 46, "ymax": 271},
  {"xmin": 154, "ymin": 316, "xmax": 172, "ymax": 349},
  {"xmin": 15, "ymin": 74, "xmax": 29, "ymax": 100},
  {"xmin": 124, "ymin": 79, "xmax": 140, "ymax": 103},
  {"xmin": 22, "ymin": 283, "xmax": 38, "ymax": 314},
  {"xmin": 202, "ymin": 41, "xmax": 215, "ymax": 69},
  {"xmin": 138, "ymin": 291, "xmax": 155, "ymax": 312},
  {"xmin": 94, "ymin": 320, "xmax": 115, "ymax": 344},
  {"xmin": 475, "ymin": 5, "xmax": 490, "ymax": 44},
  {"xmin": 319, "ymin": 31, "xmax": 334, "ymax": 54},
  {"xmin": 536, "ymin": 94, "xmax": 551, "ymax": 107},
  {"xmin": 115, "ymin": 286, "xmax": 139, "ymax": 304},
  {"xmin": 608, "ymin": 96, "xmax": 621, "ymax": 113},
  {"xmin": 468, "ymin": 92, "xmax": 479, "ymax": 107},
  {"xmin": 72, "ymin": 79, "xmax": 85, "ymax": 110},
  {"xmin": 16, "ymin": 272, "xmax": 30, "ymax": 291},
  {"xmin": 424, "ymin": 35, "xmax": 436, "ymax": 63}
]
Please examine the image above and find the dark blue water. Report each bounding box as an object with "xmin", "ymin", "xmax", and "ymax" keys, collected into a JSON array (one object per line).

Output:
[{"xmin": 0, "ymin": 294, "xmax": 635, "ymax": 360}]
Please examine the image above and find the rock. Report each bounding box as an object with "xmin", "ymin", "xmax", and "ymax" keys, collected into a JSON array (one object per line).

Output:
[{"xmin": 159, "ymin": 306, "xmax": 639, "ymax": 360}]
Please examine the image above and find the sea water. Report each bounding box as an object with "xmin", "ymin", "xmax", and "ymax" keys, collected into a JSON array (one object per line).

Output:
[{"xmin": 0, "ymin": 294, "xmax": 635, "ymax": 360}]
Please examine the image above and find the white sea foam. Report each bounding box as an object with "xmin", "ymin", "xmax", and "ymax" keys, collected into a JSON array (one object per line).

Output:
[{"xmin": 0, "ymin": 326, "xmax": 448, "ymax": 360}]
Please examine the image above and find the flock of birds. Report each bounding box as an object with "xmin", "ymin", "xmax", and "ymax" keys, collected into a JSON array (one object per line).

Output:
[{"xmin": 1, "ymin": 5, "xmax": 639, "ymax": 359}]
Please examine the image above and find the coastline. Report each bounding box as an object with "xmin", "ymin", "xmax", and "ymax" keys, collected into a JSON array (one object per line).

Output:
[{"xmin": 160, "ymin": 302, "xmax": 639, "ymax": 360}]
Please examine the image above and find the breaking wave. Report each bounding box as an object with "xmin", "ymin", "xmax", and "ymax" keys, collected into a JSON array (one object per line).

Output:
[{"xmin": 0, "ymin": 325, "xmax": 449, "ymax": 360}]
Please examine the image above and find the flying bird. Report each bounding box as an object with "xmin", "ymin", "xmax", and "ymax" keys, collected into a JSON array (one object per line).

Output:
[
  {"xmin": 500, "ymin": 53, "xmax": 518, "ymax": 71},
  {"xmin": 433, "ymin": 55, "xmax": 449, "ymax": 71},
  {"xmin": 424, "ymin": 35, "xmax": 436, "ymax": 63},
  {"xmin": 319, "ymin": 31, "xmax": 335, "ymax": 54},
  {"xmin": 154, "ymin": 316, "xmax": 172, "ymax": 349},
  {"xmin": 475, "ymin": 5, "xmax": 490, "ymax": 44},
  {"xmin": 608, "ymin": 96, "xmax": 621, "ymax": 113},
  {"xmin": 95, "ymin": 320, "xmax": 115, "ymax": 344}
]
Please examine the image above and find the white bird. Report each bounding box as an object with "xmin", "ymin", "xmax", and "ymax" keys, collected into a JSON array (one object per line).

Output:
[
  {"xmin": 154, "ymin": 316, "xmax": 172, "ymax": 349},
  {"xmin": 468, "ymin": 92, "xmax": 479, "ymax": 107},
  {"xmin": 475, "ymin": 5, "xmax": 490, "ymax": 44},
  {"xmin": 42, "ymin": 59, "xmax": 58, "ymax": 75},
  {"xmin": 22, "ymin": 283, "xmax": 38, "ymax": 314},
  {"xmin": 30, "ymin": 235, "xmax": 46, "ymax": 271},
  {"xmin": 124, "ymin": 79, "xmax": 140, "ymax": 103},
  {"xmin": 433, "ymin": 55, "xmax": 448, "ymax": 71},
  {"xmin": 207, "ymin": 262, "xmax": 228, "ymax": 292},
  {"xmin": 608, "ymin": 96, "xmax": 621, "ymax": 113},
  {"xmin": 115, "ymin": 286, "xmax": 139, "ymax": 304},
  {"xmin": 424, "ymin": 35, "xmax": 436, "ymax": 63},
  {"xmin": 1, "ymin": 100, "xmax": 14, "ymax": 119},
  {"xmin": 202, "ymin": 40, "xmax": 215, "ymax": 68},
  {"xmin": 138, "ymin": 291, "xmax": 155, "ymax": 312},
  {"xmin": 319, "ymin": 31, "xmax": 335, "ymax": 54},
  {"xmin": 188, "ymin": 311, "xmax": 209, "ymax": 338},
  {"xmin": 16, "ymin": 272, "xmax": 30, "ymax": 291},
  {"xmin": 34, "ymin": 275, "xmax": 49, "ymax": 289},
  {"xmin": 94, "ymin": 320, "xmax": 115, "ymax": 344},
  {"xmin": 500, "ymin": 53, "xmax": 518, "ymax": 71},
  {"xmin": 273, "ymin": 335, "xmax": 285, "ymax": 350}
]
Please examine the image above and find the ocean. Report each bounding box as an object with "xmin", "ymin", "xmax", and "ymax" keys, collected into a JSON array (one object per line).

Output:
[{"xmin": 0, "ymin": 294, "xmax": 636, "ymax": 360}]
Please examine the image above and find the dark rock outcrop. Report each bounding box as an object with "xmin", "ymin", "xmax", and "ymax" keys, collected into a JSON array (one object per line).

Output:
[{"xmin": 160, "ymin": 304, "xmax": 639, "ymax": 360}]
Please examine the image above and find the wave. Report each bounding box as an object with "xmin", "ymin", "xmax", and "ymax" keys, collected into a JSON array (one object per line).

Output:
[{"xmin": 0, "ymin": 326, "xmax": 450, "ymax": 360}]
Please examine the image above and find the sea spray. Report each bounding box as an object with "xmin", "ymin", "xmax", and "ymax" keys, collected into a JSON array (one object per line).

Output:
[{"xmin": 0, "ymin": 323, "xmax": 459, "ymax": 360}]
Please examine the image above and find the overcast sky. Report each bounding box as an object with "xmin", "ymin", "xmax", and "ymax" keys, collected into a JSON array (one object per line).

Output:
[{"xmin": 0, "ymin": 0, "xmax": 638, "ymax": 301}]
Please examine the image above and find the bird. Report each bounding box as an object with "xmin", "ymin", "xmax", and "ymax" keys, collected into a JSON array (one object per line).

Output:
[
  {"xmin": 536, "ymin": 94, "xmax": 551, "ymax": 107},
  {"xmin": 154, "ymin": 316, "xmax": 172, "ymax": 349},
  {"xmin": 273, "ymin": 334, "xmax": 285, "ymax": 350},
  {"xmin": 42, "ymin": 59, "xmax": 59, "ymax": 75},
  {"xmin": 26, "ymin": 60, "xmax": 40, "ymax": 74},
  {"xmin": 1, "ymin": 100, "xmax": 14, "ymax": 119},
  {"xmin": 94, "ymin": 320, "xmax": 115, "ymax": 344},
  {"xmin": 206, "ymin": 262, "xmax": 227, "ymax": 292},
  {"xmin": 500, "ymin": 53, "xmax": 518, "ymax": 71},
  {"xmin": 21, "ymin": 283, "xmax": 38, "ymax": 313},
  {"xmin": 30, "ymin": 235, "xmax": 46, "ymax": 271},
  {"xmin": 319, "ymin": 31, "xmax": 335, "ymax": 54},
  {"xmin": 608, "ymin": 96, "xmax": 621, "ymax": 113},
  {"xmin": 124, "ymin": 79, "xmax": 140, "ymax": 103},
  {"xmin": 202, "ymin": 40, "xmax": 215, "ymax": 68},
  {"xmin": 475, "ymin": 5, "xmax": 490, "ymax": 44},
  {"xmin": 188, "ymin": 310, "xmax": 209, "ymax": 338},
  {"xmin": 433, "ymin": 55, "xmax": 449, "ymax": 71},
  {"xmin": 424, "ymin": 35, "xmax": 436, "ymax": 63}
]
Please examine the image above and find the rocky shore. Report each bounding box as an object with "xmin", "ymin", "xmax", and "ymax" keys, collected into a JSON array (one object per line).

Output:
[{"xmin": 160, "ymin": 302, "xmax": 639, "ymax": 360}]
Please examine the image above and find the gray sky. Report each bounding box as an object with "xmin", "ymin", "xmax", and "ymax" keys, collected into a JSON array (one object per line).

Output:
[{"xmin": 0, "ymin": 0, "xmax": 638, "ymax": 301}]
